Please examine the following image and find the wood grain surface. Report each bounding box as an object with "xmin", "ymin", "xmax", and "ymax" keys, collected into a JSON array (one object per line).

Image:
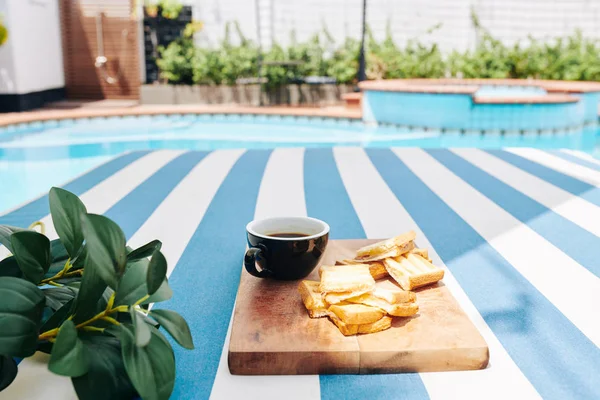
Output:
[{"xmin": 228, "ymin": 239, "xmax": 489, "ymax": 375}]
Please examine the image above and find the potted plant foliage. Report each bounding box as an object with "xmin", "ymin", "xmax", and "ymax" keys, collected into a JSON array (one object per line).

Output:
[{"xmin": 0, "ymin": 187, "xmax": 193, "ymax": 399}]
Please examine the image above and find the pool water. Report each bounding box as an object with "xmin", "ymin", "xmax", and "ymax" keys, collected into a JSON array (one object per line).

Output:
[{"xmin": 0, "ymin": 114, "xmax": 598, "ymax": 213}]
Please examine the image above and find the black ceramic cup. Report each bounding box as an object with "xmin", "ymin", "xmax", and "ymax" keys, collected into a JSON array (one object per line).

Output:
[{"xmin": 244, "ymin": 217, "xmax": 330, "ymax": 280}]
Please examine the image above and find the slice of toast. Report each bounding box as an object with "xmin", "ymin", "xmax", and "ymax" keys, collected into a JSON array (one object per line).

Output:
[
  {"xmin": 346, "ymin": 290, "xmax": 418, "ymax": 317},
  {"xmin": 357, "ymin": 315, "xmax": 392, "ymax": 334},
  {"xmin": 328, "ymin": 304, "xmax": 385, "ymax": 325},
  {"xmin": 353, "ymin": 241, "xmax": 415, "ymax": 262},
  {"xmin": 298, "ymin": 280, "xmax": 327, "ymax": 318},
  {"xmin": 327, "ymin": 312, "xmax": 358, "ymax": 336},
  {"xmin": 308, "ymin": 309, "xmax": 329, "ymax": 318},
  {"xmin": 337, "ymin": 259, "xmax": 389, "ymax": 280},
  {"xmin": 371, "ymin": 287, "xmax": 416, "ymax": 304},
  {"xmin": 355, "ymin": 231, "xmax": 417, "ymax": 260},
  {"xmin": 324, "ymin": 288, "xmax": 371, "ymax": 305},
  {"xmin": 383, "ymin": 253, "xmax": 445, "ymax": 290},
  {"xmin": 319, "ymin": 264, "xmax": 375, "ymax": 294},
  {"xmin": 328, "ymin": 312, "xmax": 392, "ymax": 336},
  {"xmin": 411, "ymin": 247, "xmax": 431, "ymax": 262}
]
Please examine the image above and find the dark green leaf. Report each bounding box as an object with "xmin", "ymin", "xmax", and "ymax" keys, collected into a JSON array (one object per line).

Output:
[
  {"xmin": 147, "ymin": 251, "xmax": 167, "ymax": 296},
  {"xmin": 50, "ymin": 239, "xmax": 69, "ymax": 262},
  {"xmin": 43, "ymin": 286, "xmax": 78, "ymax": 310},
  {"xmin": 0, "ymin": 256, "xmax": 23, "ymax": 278},
  {"xmin": 71, "ymin": 256, "xmax": 108, "ymax": 323},
  {"xmin": 0, "ymin": 355, "xmax": 17, "ymax": 392},
  {"xmin": 48, "ymin": 320, "xmax": 89, "ymax": 377},
  {"xmin": 115, "ymin": 259, "xmax": 172, "ymax": 306},
  {"xmin": 130, "ymin": 308, "xmax": 151, "ymax": 347},
  {"xmin": 121, "ymin": 325, "xmax": 175, "ymax": 400},
  {"xmin": 127, "ymin": 240, "xmax": 162, "ymax": 261},
  {"xmin": 40, "ymin": 299, "xmax": 74, "ymax": 333},
  {"xmin": 116, "ymin": 309, "xmax": 159, "ymax": 329},
  {"xmin": 81, "ymin": 214, "xmax": 127, "ymax": 288},
  {"xmin": 72, "ymin": 333, "xmax": 137, "ymax": 400},
  {"xmin": 149, "ymin": 309, "xmax": 194, "ymax": 349},
  {"xmin": 0, "ymin": 277, "xmax": 45, "ymax": 357},
  {"xmin": 143, "ymin": 281, "xmax": 172, "ymax": 305},
  {"xmin": 0, "ymin": 225, "xmax": 24, "ymax": 254},
  {"xmin": 11, "ymin": 231, "xmax": 51, "ymax": 284},
  {"xmin": 49, "ymin": 187, "xmax": 87, "ymax": 259}
]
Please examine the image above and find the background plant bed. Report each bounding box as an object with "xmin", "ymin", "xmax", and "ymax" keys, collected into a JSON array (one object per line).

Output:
[{"xmin": 140, "ymin": 83, "xmax": 355, "ymax": 106}]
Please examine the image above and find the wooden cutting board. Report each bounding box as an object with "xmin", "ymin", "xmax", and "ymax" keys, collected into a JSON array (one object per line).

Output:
[{"xmin": 228, "ymin": 239, "xmax": 489, "ymax": 375}]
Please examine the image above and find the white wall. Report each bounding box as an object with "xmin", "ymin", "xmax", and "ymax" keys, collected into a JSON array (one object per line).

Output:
[
  {"xmin": 0, "ymin": 0, "xmax": 64, "ymax": 95},
  {"xmin": 183, "ymin": 0, "xmax": 600, "ymax": 52}
]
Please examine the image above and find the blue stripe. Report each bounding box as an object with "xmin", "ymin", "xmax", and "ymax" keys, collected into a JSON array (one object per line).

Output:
[
  {"xmin": 428, "ymin": 149, "xmax": 600, "ymax": 278},
  {"xmin": 0, "ymin": 151, "xmax": 149, "ymax": 227},
  {"xmin": 367, "ymin": 148, "xmax": 600, "ymax": 400},
  {"xmin": 104, "ymin": 151, "xmax": 208, "ymax": 239},
  {"xmin": 487, "ymin": 149, "xmax": 600, "ymax": 207},
  {"xmin": 304, "ymin": 148, "xmax": 365, "ymax": 240},
  {"xmin": 548, "ymin": 150, "xmax": 600, "ymax": 173},
  {"xmin": 155, "ymin": 150, "xmax": 271, "ymax": 400},
  {"xmin": 304, "ymin": 148, "xmax": 430, "ymax": 400}
]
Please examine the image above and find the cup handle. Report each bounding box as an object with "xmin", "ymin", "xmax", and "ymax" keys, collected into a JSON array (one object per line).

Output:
[{"xmin": 244, "ymin": 244, "xmax": 272, "ymax": 278}]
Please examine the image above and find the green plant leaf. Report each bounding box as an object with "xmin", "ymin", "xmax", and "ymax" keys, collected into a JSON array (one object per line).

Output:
[
  {"xmin": 149, "ymin": 309, "xmax": 194, "ymax": 349},
  {"xmin": 0, "ymin": 355, "xmax": 18, "ymax": 392},
  {"xmin": 121, "ymin": 325, "xmax": 176, "ymax": 400},
  {"xmin": 127, "ymin": 239, "xmax": 162, "ymax": 261},
  {"xmin": 43, "ymin": 286, "xmax": 78, "ymax": 310},
  {"xmin": 0, "ymin": 277, "xmax": 45, "ymax": 357},
  {"xmin": 48, "ymin": 319, "xmax": 89, "ymax": 377},
  {"xmin": 130, "ymin": 308, "xmax": 151, "ymax": 347},
  {"xmin": 71, "ymin": 249, "xmax": 108, "ymax": 323},
  {"xmin": 49, "ymin": 187, "xmax": 87, "ymax": 259},
  {"xmin": 10, "ymin": 230, "xmax": 51, "ymax": 283},
  {"xmin": 0, "ymin": 225, "xmax": 24, "ymax": 253},
  {"xmin": 72, "ymin": 333, "xmax": 137, "ymax": 400},
  {"xmin": 40, "ymin": 298, "xmax": 74, "ymax": 334},
  {"xmin": 0, "ymin": 256, "xmax": 23, "ymax": 278},
  {"xmin": 147, "ymin": 250, "xmax": 167, "ymax": 296},
  {"xmin": 115, "ymin": 259, "xmax": 172, "ymax": 306},
  {"xmin": 81, "ymin": 214, "xmax": 127, "ymax": 288}
]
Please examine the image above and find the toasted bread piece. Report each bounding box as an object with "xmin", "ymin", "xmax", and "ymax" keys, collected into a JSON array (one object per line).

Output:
[
  {"xmin": 357, "ymin": 315, "xmax": 392, "ymax": 334},
  {"xmin": 328, "ymin": 312, "xmax": 392, "ymax": 336},
  {"xmin": 328, "ymin": 304, "xmax": 385, "ymax": 325},
  {"xmin": 411, "ymin": 248, "xmax": 431, "ymax": 262},
  {"xmin": 337, "ymin": 259, "xmax": 389, "ymax": 280},
  {"xmin": 324, "ymin": 288, "xmax": 371, "ymax": 305},
  {"xmin": 372, "ymin": 287, "xmax": 416, "ymax": 304},
  {"xmin": 346, "ymin": 292, "xmax": 418, "ymax": 317},
  {"xmin": 383, "ymin": 253, "xmax": 444, "ymax": 290},
  {"xmin": 327, "ymin": 312, "xmax": 358, "ymax": 336},
  {"xmin": 355, "ymin": 231, "xmax": 417, "ymax": 260},
  {"xmin": 308, "ymin": 309, "xmax": 329, "ymax": 318},
  {"xmin": 319, "ymin": 264, "xmax": 375, "ymax": 293},
  {"xmin": 298, "ymin": 280, "xmax": 327, "ymax": 318}
]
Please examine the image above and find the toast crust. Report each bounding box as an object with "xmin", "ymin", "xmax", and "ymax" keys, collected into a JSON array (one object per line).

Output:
[
  {"xmin": 328, "ymin": 304, "xmax": 386, "ymax": 325},
  {"xmin": 383, "ymin": 254, "xmax": 445, "ymax": 290},
  {"xmin": 355, "ymin": 231, "xmax": 417, "ymax": 259}
]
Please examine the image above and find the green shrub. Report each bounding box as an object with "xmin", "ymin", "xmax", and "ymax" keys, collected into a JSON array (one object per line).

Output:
[{"xmin": 155, "ymin": 19, "xmax": 600, "ymax": 86}]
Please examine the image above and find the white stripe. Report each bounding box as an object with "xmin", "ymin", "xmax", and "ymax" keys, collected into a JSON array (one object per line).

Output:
[
  {"xmin": 506, "ymin": 148, "xmax": 600, "ymax": 187},
  {"xmin": 394, "ymin": 148, "xmax": 600, "ymax": 347},
  {"xmin": 0, "ymin": 151, "xmax": 184, "ymax": 261},
  {"xmin": 3, "ymin": 150, "xmax": 185, "ymax": 400},
  {"xmin": 453, "ymin": 148, "xmax": 600, "ymax": 237},
  {"xmin": 127, "ymin": 149, "xmax": 246, "ymax": 274},
  {"xmin": 560, "ymin": 149, "xmax": 600, "ymax": 166},
  {"xmin": 334, "ymin": 147, "xmax": 541, "ymax": 400},
  {"xmin": 210, "ymin": 148, "xmax": 320, "ymax": 400}
]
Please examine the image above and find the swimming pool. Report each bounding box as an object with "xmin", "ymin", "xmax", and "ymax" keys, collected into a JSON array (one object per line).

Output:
[{"xmin": 0, "ymin": 114, "xmax": 598, "ymax": 213}]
